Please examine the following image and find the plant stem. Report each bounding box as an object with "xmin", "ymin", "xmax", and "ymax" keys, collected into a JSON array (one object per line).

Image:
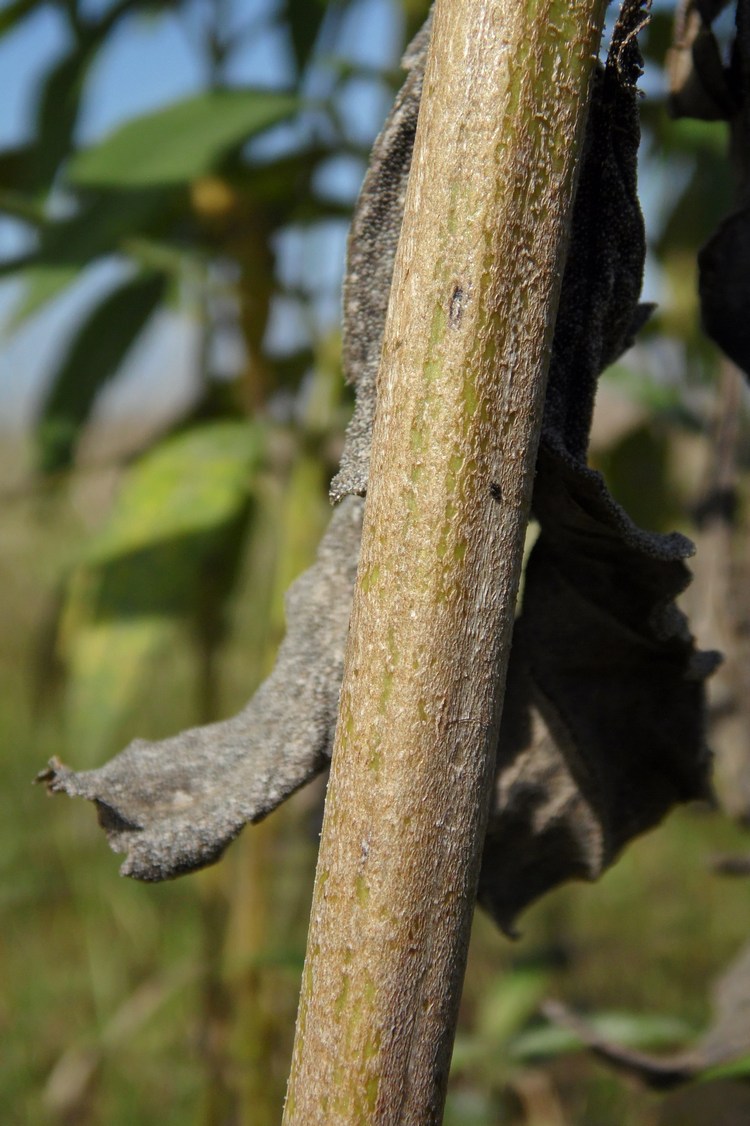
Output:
[{"xmin": 283, "ymin": 0, "xmax": 607, "ymax": 1121}]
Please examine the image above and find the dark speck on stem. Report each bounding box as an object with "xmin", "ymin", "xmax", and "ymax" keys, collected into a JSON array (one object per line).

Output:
[{"xmin": 449, "ymin": 286, "xmax": 464, "ymax": 327}]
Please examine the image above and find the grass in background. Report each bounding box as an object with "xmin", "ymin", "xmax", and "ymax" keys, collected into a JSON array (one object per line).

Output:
[{"xmin": 4, "ymin": 439, "xmax": 750, "ymax": 1126}]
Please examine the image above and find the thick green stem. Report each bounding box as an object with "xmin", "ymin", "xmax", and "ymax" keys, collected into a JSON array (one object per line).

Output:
[{"xmin": 284, "ymin": 0, "xmax": 607, "ymax": 1121}]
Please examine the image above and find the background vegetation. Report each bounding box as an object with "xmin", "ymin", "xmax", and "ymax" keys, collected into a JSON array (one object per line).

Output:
[{"xmin": 3, "ymin": 0, "xmax": 750, "ymax": 1122}]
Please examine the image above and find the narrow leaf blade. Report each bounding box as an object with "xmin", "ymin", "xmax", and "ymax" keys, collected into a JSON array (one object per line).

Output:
[
  {"xmin": 36, "ymin": 271, "xmax": 167, "ymax": 473},
  {"xmin": 67, "ymin": 90, "xmax": 299, "ymax": 188}
]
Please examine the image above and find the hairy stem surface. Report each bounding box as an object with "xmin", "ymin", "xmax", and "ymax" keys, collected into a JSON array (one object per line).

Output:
[{"xmin": 284, "ymin": 0, "xmax": 608, "ymax": 1121}]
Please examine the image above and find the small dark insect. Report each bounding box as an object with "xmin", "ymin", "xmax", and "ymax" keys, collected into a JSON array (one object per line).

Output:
[{"xmin": 489, "ymin": 480, "xmax": 502, "ymax": 502}]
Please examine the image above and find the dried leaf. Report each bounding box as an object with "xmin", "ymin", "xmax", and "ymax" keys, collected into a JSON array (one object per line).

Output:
[
  {"xmin": 479, "ymin": 0, "xmax": 717, "ymax": 928},
  {"xmin": 480, "ymin": 447, "xmax": 716, "ymax": 928},
  {"xmin": 329, "ymin": 12, "xmax": 432, "ymax": 503},
  {"xmin": 41, "ymin": 2, "xmax": 716, "ymax": 931},
  {"xmin": 40, "ymin": 498, "xmax": 363, "ymax": 879}
]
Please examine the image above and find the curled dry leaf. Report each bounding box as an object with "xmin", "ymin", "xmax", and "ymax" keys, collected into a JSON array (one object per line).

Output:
[
  {"xmin": 329, "ymin": 11, "xmax": 433, "ymax": 503},
  {"xmin": 41, "ymin": 0, "xmax": 716, "ymax": 931},
  {"xmin": 39, "ymin": 497, "xmax": 363, "ymax": 880}
]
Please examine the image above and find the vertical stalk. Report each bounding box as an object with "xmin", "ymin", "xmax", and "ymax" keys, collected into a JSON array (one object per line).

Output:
[{"xmin": 284, "ymin": 0, "xmax": 607, "ymax": 1121}]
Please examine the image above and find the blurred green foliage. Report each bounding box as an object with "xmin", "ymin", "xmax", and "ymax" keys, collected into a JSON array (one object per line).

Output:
[
  {"xmin": 3, "ymin": 0, "xmax": 750, "ymax": 1123},
  {"xmin": 60, "ymin": 420, "xmax": 264, "ymax": 755}
]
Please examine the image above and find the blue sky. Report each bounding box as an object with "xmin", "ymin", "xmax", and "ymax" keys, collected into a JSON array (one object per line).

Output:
[
  {"xmin": 0, "ymin": 0, "xmax": 679, "ymax": 440},
  {"xmin": 0, "ymin": 0, "xmax": 402, "ymax": 147},
  {"xmin": 0, "ymin": 0, "xmax": 403, "ymax": 435}
]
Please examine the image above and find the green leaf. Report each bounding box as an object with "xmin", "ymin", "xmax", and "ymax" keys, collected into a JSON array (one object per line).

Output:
[
  {"xmin": 9, "ymin": 188, "xmax": 171, "ymax": 328},
  {"xmin": 508, "ymin": 1012, "xmax": 692, "ymax": 1063},
  {"xmin": 88, "ymin": 423, "xmax": 264, "ymax": 563},
  {"xmin": 119, "ymin": 235, "xmax": 204, "ymax": 281},
  {"xmin": 698, "ymin": 1055, "xmax": 750, "ymax": 1083},
  {"xmin": 450, "ymin": 969, "xmax": 548, "ymax": 1077},
  {"xmin": 658, "ymin": 157, "xmax": 733, "ymax": 256},
  {"xmin": 642, "ymin": 106, "xmax": 729, "ymax": 159},
  {"xmin": 0, "ymin": 0, "xmax": 44, "ymax": 37},
  {"xmin": 0, "ymin": 188, "xmax": 46, "ymax": 226},
  {"xmin": 286, "ymin": 0, "xmax": 330, "ymax": 73},
  {"xmin": 67, "ymin": 90, "xmax": 299, "ymax": 188},
  {"xmin": 36, "ymin": 271, "xmax": 167, "ymax": 473},
  {"xmin": 476, "ymin": 969, "xmax": 548, "ymax": 1045},
  {"xmin": 12, "ymin": 263, "xmax": 81, "ymax": 329},
  {"xmin": 62, "ymin": 614, "xmax": 185, "ymax": 761},
  {"xmin": 39, "ymin": 188, "xmax": 171, "ymax": 264},
  {"xmin": 0, "ymin": 146, "xmax": 36, "ymax": 197},
  {"xmin": 30, "ymin": 45, "xmax": 93, "ymax": 191},
  {"xmin": 60, "ymin": 422, "xmax": 263, "ymax": 757}
]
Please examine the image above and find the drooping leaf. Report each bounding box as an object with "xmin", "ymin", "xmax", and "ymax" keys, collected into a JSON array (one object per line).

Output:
[
  {"xmin": 36, "ymin": 271, "xmax": 167, "ymax": 473},
  {"xmin": 479, "ymin": 447, "xmax": 716, "ymax": 928},
  {"xmin": 43, "ymin": 493, "xmax": 362, "ymax": 862},
  {"xmin": 478, "ymin": 0, "xmax": 716, "ymax": 929},
  {"xmin": 540, "ymin": 941, "xmax": 750, "ymax": 1089},
  {"xmin": 66, "ymin": 90, "xmax": 299, "ymax": 189},
  {"xmin": 37, "ymin": 12, "xmax": 434, "ymax": 876},
  {"xmin": 510, "ymin": 1011, "xmax": 693, "ymax": 1064},
  {"xmin": 285, "ymin": 0, "xmax": 331, "ymax": 74},
  {"xmin": 57, "ymin": 422, "xmax": 263, "ymax": 757},
  {"xmin": 30, "ymin": 44, "xmax": 93, "ymax": 191},
  {"xmin": 9, "ymin": 188, "xmax": 173, "ymax": 328},
  {"xmin": 700, "ymin": 207, "xmax": 750, "ymax": 374},
  {"xmin": 667, "ymin": 0, "xmax": 737, "ymax": 121}
]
